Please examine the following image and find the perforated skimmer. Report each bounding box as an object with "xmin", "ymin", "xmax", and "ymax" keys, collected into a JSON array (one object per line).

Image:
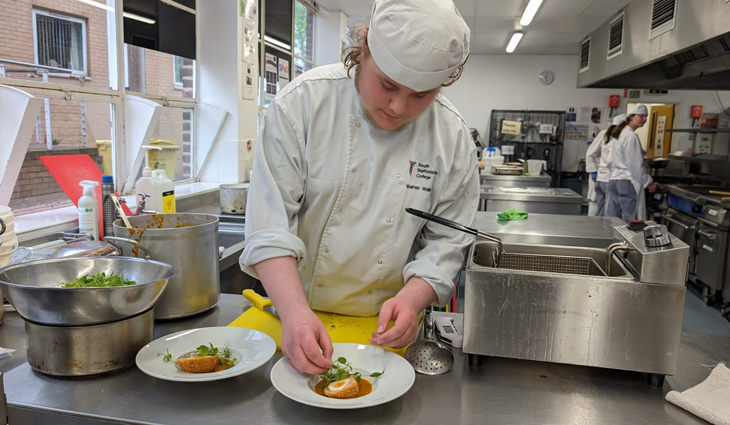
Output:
[{"xmin": 404, "ymin": 308, "xmax": 454, "ymax": 375}]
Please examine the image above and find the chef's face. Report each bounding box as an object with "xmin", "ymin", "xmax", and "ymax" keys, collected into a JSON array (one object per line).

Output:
[
  {"xmin": 629, "ymin": 114, "xmax": 647, "ymax": 129},
  {"xmin": 355, "ymin": 52, "xmax": 440, "ymax": 131}
]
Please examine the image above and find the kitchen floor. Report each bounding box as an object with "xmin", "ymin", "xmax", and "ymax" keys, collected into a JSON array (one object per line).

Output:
[{"xmin": 682, "ymin": 284, "xmax": 730, "ymax": 336}]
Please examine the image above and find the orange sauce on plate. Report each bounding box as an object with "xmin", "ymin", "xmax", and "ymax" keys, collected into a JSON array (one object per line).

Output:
[{"xmin": 314, "ymin": 379, "xmax": 372, "ymax": 398}]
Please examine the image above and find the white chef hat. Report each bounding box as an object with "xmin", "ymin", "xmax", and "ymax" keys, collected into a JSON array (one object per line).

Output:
[
  {"xmin": 367, "ymin": 0, "xmax": 470, "ymax": 92},
  {"xmin": 628, "ymin": 104, "xmax": 648, "ymax": 115},
  {"xmin": 612, "ymin": 114, "xmax": 628, "ymax": 125}
]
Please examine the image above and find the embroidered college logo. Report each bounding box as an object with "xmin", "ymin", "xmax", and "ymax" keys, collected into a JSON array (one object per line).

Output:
[{"xmin": 408, "ymin": 160, "xmax": 416, "ymax": 176}]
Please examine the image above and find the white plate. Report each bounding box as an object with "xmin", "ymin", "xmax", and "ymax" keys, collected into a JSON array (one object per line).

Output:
[
  {"xmin": 136, "ymin": 327, "xmax": 276, "ymax": 382},
  {"xmin": 270, "ymin": 343, "xmax": 415, "ymax": 409}
]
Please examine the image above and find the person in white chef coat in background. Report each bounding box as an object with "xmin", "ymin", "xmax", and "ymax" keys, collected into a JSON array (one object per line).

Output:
[
  {"xmin": 605, "ymin": 105, "xmax": 660, "ymax": 222},
  {"xmin": 240, "ymin": 0, "xmax": 478, "ymax": 375},
  {"xmin": 585, "ymin": 113, "xmax": 626, "ymax": 216}
]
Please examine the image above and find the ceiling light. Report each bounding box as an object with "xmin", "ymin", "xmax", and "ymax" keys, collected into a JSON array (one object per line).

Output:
[
  {"xmin": 520, "ymin": 0, "xmax": 544, "ymax": 26},
  {"xmin": 264, "ymin": 35, "xmax": 292, "ymax": 51},
  {"xmin": 506, "ymin": 32, "xmax": 524, "ymax": 53},
  {"xmin": 75, "ymin": 0, "xmax": 156, "ymax": 24}
]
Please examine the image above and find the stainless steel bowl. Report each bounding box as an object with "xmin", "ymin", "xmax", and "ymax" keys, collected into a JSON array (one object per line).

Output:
[{"xmin": 0, "ymin": 257, "xmax": 178, "ymax": 326}]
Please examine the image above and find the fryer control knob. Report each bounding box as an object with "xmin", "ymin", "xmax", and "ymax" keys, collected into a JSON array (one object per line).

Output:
[{"xmin": 644, "ymin": 224, "xmax": 671, "ymax": 247}]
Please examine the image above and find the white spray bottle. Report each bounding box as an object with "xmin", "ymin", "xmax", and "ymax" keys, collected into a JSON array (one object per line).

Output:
[{"xmin": 78, "ymin": 180, "xmax": 100, "ymax": 240}]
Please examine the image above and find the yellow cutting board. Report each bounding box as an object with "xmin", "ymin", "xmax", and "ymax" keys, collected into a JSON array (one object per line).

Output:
[{"xmin": 228, "ymin": 304, "xmax": 408, "ymax": 357}]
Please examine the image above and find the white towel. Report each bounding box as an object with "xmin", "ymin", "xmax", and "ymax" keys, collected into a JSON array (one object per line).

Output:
[
  {"xmin": 666, "ymin": 363, "xmax": 730, "ymax": 425},
  {"xmin": 0, "ymin": 346, "xmax": 15, "ymax": 360}
]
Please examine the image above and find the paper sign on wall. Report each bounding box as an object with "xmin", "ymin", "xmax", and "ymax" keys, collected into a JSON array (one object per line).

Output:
[
  {"xmin": 501, "ymin": 120, "xmax": 521, "ymax": 135},
  {"xmin": 654, "ymin": 116, "xmax": 666, "ymax": 157},
  {"xmin": 265, "ymin": 53, "xmax": 277, "ymax": 101},
  {"xmin": 565, "ymin": 124, "xmax": 589, "ymax": 140},
  {"xmin": 243, "ymin": 62, "xmax": 255, "ymax": 100},
  {"xmin": 278, "ymin": 58, "xmax": 290, "ymax": 89}
]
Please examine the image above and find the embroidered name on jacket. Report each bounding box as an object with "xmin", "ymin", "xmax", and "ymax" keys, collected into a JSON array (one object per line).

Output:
[{"xmin": 406, "ymin": 160, "xmax": 438, "ymax": 192}]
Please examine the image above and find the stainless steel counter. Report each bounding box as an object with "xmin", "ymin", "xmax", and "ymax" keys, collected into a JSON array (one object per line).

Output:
[
  {"xmin": 0, "ymin": 294, "xmax": 727, "ymax": 424},
  {"xmin": 474, "ymin": 211, "xmax": 625, "ymax": 248},
  {"xmin": 479, "ymin": 173, "xmax": 552, "ymax": 188},
  {"xmin": 480, "ymin": 186, "xmax": 584, "ymax": 215}
]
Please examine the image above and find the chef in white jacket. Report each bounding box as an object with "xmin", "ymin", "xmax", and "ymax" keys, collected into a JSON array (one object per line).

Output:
[
  {"xmin": 240, "ymin": 0, "xmax": 477, "ymax": 375},
  {"xmin": 605, "ymin": 105, "xmax": 659, "ymax": 222},
  {"xmin": 585, "ymin": 114, "xmax": 626, "ymax": 216}
]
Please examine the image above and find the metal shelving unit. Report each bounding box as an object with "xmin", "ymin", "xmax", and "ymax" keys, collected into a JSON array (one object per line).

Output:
[{"xmin": 488, "ymin": 109, "xmax": 566, "ymax": 187}]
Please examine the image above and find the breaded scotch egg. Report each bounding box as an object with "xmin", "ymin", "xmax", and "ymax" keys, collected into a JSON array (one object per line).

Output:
[
  {"xmin": 177, "ymin": 356, "xmax": 218, "ymax": 373},
  {"xmin": 324, "ymin": 376, "xmax": 359, "ymax": 399}
]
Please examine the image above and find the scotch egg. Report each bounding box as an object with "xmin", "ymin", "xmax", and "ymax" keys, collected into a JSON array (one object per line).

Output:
[{"xmin": 323, "ymin": 376, "xmax": 359, "ymax": 399}]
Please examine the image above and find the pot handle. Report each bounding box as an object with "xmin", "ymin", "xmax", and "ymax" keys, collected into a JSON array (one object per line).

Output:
[
  {"xmin": 0, "ymin": 218, "xmax": 5, "ymax": 236},
  {"xmin": 104, "ymin": 236, "xmax": 154, "ymax": 260}
]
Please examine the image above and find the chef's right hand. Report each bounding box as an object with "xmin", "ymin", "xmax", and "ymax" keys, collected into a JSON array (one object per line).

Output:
[{"xmin": 281, "ymin": 309, "xmax": 333, "ymax": 375}]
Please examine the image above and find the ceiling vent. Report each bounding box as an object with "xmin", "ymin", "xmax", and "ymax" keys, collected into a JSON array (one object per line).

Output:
[
  {"xmin": 579, "ymin": 37, "xmax": 590, "ymax": 73},
  {"xmin": 649, "ymin": 0, "xmax": 676, "ymax": 39},
  {"xmin": 607, "ymin": 12, "xmax": 625, "ymax": 59}
]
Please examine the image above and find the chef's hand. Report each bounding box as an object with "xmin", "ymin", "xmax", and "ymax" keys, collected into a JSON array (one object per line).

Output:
[
  {"xmin": 648, "ymin": 182, "xmax": 660, "ymax": 193},
  {"xmin": 370, "ymin": 297, "xmax": 419, "ymax": 349},
  {"xmin": 281, "ymin": 308, "xmax": 333, "ymax": 375}
]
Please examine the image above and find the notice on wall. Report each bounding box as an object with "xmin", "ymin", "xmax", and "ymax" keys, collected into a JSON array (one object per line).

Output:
[
  {"xmin": 265, "ymin": 53, "xmax": 278, "ymax": 101},
  {"xmin": 243, "ymin": 62, "xmax": 256, "ymax": 100},
  {"xmin": 278, "ymin": 58, "xmax": 290, "ymax": 89},
  {"xmin": 566, "ymin": 107, "xmax": 577, "ymax": 122},
  {"xmin": 654, "ymin": 116, "xmax": 666, "ymax": 157},
  {"xmin": 590, "ymin": 107, "xmax": 602, "ymax": 124},
  {"xmin": 501, "ymin": 120, "xmax": 522, "ymax": 135},
  {"xmin": 565, "ymin": 124, "xmax": 589, "ymax": 140},
  {"xmin": 696, "ymin": 133, "xmax": 713, "ymax": 154},
  {"xmin": 242, "ymin": 23, "xmax": 257, "ymax": 62}
]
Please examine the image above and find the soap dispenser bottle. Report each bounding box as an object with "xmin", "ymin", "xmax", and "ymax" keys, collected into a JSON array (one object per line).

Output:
[
  {"xmin": 135, "ymin": 146, "xmax": 176, "ymax": 214},
  {"xmin": 78, "ymin": 180, "xmax": 100, "ymax": 240}
]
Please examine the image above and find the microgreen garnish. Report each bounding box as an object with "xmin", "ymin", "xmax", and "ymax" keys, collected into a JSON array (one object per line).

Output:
[{"xmin": 319, "ymin": 357, "xmax": 385, "ymax": 384}]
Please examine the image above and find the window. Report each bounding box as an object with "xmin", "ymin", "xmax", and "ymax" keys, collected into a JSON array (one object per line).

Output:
[
  {"xmin": 33, "ymin": 9, "xmax": 88, "ymax": 75},
  {"xmin": 173, "ymin": 55, "xmax": 184, "ymax": 89},
  {"xmin": 258, "ymin": 0, "xmax": 316, "ymax": 107}
]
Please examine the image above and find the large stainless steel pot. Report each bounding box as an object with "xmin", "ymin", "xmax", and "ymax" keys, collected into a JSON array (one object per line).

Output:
[
  {"xmin": 0, "ymin": 257, "xmax": 177, "ymax": 326},
  {"xmin": 113, "ymin": 213, "xmax": 220, "ymax": 319},
  {"xmin": 26, "ymin": 308, "xmax": 154, "ymax": 376},
  {"xmin": 220, "ymin": 183, "xmax": 249, "ymax": 215}
]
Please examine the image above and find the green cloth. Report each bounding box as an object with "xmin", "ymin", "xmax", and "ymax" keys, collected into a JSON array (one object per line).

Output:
[{"xmin": 497, "ymin": 209, "xmax": 528, "ymax": 221}]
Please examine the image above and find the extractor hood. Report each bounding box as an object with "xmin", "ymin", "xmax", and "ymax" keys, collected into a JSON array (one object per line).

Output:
[{"xmin": 577, "ymin": 0, "xmax": 730, "ymax": 90}]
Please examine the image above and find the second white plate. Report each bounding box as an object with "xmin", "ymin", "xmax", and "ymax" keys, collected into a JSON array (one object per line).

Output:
[{"xmin": 136, "ymin": 326, "xmax": 276, "ymax": 382}]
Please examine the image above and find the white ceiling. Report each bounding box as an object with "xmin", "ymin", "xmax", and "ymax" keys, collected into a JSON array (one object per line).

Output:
[{"xmin": 315, "ymin": 0, "xmax": 631, "ymax": 55}]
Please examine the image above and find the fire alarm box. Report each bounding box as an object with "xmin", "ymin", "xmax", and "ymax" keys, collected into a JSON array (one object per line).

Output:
[
  {"xmin": 691, "ymin": 105, "xmax": 703, "ymax": 119},
  {"xmin": 609, "ymin": 95, "xmax": 620, "ymax": 108}
]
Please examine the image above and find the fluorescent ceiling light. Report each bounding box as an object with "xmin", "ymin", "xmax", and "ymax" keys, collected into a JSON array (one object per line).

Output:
[
  {"xmin": 264, "ymin": 35, "xmax": 292, "ymax": 51},
  {"xmin": 520, "ymin": 0, "xmax": 544, "ymax": 26},
  {"xmin": 506, "ymin": 32, "xmax": 524, "ymax": 53},
  {"xmin": 75, "ymin": 0, "xmax": 156, "ymax": 24}
]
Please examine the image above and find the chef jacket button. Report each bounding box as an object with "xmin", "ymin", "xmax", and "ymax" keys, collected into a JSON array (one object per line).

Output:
[
  {"xmin": 325, "ymin": 248, "xmax": 330, "ymax": 253},
  {"xmin": 396, "ymin": 173, "xmax": 401, "ymax": 178},
  {"xmin": 378, "ymin": 260, "xmax": 383, "ymax": 264},
  {"xmin": 356, "ymin": 122, "xmax": 361, "ymax": 128},
  {"xmin": 406, "ymin": 130, "xmax": 411, "ymax": 135},
  {"xmin": 368, "ymin": 290, "xmax": 372, "ymax": 294},
  {"xmin": 338, "ymin": 208, "xmax": 343, "ymax": 213},
  {"xmin": 386, "ymin": 218, "xmax": 392, "ymax": 223},
  {"xmin": 318, "ymin": 284, "xmax": 323, "ymax": 288},
  {"xmin": 352, "ymin": 168, "xmax": 357, "ymax": 173}
]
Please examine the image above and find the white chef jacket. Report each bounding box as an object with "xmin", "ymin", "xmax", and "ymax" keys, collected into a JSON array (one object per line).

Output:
[
  {"xmin": 609, "ymin": 127, "xmax": 652, "ymax": 220},
  {"xmin": 597, "ymin": 136, "xmax": 615, "ymax": 183},
  {"xmin": 609, "ymin": 127, "xmax": 652, "ymax": 191},
  {"xmin": 585, "ymin": 129, "xmax": 606, "ymax": 173},
  {"xmin": 240, "ymin": 63, "xmax": 480, "ymax": 317}
]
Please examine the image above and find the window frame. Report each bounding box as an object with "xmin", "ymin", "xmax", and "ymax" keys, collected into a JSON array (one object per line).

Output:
[
  {"xmin": 32, "ymin": 8, "xmax": 89, "ymax": 77},
  {"xmin": 173, "ymin": 55, "xmax": 184, "ymax": 90},
  {"xmin": 258, "ymin": 0, "xmax": 316, "ymax": 109}
]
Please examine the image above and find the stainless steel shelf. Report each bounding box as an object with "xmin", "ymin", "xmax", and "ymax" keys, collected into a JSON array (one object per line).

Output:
[{"xmin": 667, "ymin": 128, "xmax": 730, "ymax": 133}]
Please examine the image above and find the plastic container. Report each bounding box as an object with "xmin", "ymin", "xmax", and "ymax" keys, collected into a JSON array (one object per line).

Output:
[
  {"xmin": 0, "ymin": 205, "xmax": 17, "ymax": 268},
  {"xmin": 136, "ymin": 147, "xmax": 176, "ymax": 214},
  {"xmin": 78, "ymin": 180, "xmax": 100, "ymax": 241},
  {"xmin": 148, "ymin": 139, "xmax": 180, "ymax": 181},
  {"xmin": 94, "ymin": 140, "xmax": 113, "ymax": 175}
]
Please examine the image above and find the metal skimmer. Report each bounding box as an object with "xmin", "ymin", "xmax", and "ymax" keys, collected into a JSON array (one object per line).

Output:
[{"xmin": 405, "ymin": 308, "xmax": 454, "ymax": 375}]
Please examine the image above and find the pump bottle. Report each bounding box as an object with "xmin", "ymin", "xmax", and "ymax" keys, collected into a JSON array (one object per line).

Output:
[
  {"xmin": 78, "ymin": 180, "xmax": 100, "ymax": 240},
  {"xmin": 136, "ymin": 146, "xmax": 176, "ymax": 214}
]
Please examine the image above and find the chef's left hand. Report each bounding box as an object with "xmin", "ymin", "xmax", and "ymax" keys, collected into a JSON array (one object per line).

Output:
[
  {"xmin": 370, "ymin": 277, "xmax": 437, "ymax": 349},
  {"xmin": 370, "ymin": 297, "xmax": 419, "ymax": 349}
]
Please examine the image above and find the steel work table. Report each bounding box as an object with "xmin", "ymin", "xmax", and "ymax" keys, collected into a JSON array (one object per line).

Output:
[
  {"xmin": 480, "ymin": 186, "xmax": 584, "ymax": 215},
  {"xmin": 479, "ymin": 173, "xmax": 552, "ymax": 188},
  {"xmin": 0, "ymin": 295, "xmax": 727, "ymax": 424}
]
